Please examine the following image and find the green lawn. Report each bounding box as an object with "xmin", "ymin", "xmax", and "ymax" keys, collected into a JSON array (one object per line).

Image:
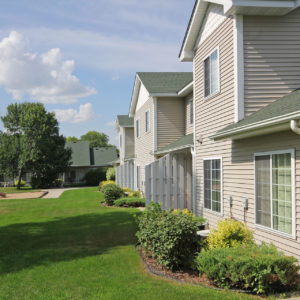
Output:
[
  {"xmin": 0, "ymin": 188, "xmax": 255, "ymax": 300},
  {"xmin": 0, "ymin": 186, "xmax": 41, "ymax": 194}
]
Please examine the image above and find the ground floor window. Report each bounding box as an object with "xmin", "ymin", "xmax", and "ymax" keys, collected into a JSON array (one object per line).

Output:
[
  {"xmin": 255, "ymin": 150, "xmax": 294, "ymax": 236},
  {"xmin": 204, "ymin": 158, "xmax": 222, "ymax": 213}
]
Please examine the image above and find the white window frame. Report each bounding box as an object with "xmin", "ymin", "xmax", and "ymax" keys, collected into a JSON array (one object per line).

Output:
[
  {"xmin": 145, "ymin": 109, "xmax": 150, "ymax": 133},
  {"xmin": 203, "ymin": 46, "xmax": 220, "ymax": 100},
  {"xmin": 254, "ymin": 149, "xmax": 296, "ymax": 239},
  {"xmin": 203, "ymin": 157, "xmax": 223, "ymax": 216},
  {"xmin": 136, "ymin": 119, "xmax": 140, "ymax": 138}
]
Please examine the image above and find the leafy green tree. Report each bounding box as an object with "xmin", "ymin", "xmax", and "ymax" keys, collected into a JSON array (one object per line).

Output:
[
  {"xmin": 66, "ymin": 136, "xmax": 79, "ymax": 142},
  {"xmin": 0, "ymin": 103, "xmax": 72, "ymax": 189},
  {"xmin": 81, "ymin": 131, "xmax": 114, "ymax": 148}
]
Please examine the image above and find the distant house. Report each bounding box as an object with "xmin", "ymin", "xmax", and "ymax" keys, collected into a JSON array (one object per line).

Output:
[{"xmin": 64, "ymin": 141, "xmax": 118, "ymax": 184}]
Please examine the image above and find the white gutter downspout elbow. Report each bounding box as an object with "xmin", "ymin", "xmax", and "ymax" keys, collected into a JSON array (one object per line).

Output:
[{"xmin": 290, "ymin": 120, "xmax": 300, "ymax": 135}]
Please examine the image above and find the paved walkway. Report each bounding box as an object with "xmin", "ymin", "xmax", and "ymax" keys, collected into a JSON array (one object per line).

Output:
[{"xmin": 42, "ymin": 187, "xmax": 84, "ymax": 199}]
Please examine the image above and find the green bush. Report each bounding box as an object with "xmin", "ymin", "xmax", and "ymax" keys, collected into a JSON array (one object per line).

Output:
[
  {"xmin": 99, "ymin": 180, "xmax": 115, "ymax": 191},
  {"xmin": 136, "ymin": 203, "xmax": 200, "ymax": 270},
  {"xmin": 207, "ymin": 218, "xmax": 254, "ymax": 249},
  {"xmin": 14, "ymin": 180, "xmax": 26, "ymax": 187},
  {"xmin": 196, "ymin": 243, "xmax": 300, "ymax": 294},
  {"xmin": 106, "ymin": 167, "xmax": 115, "ymax": 181},
  {"xmin": 129, "ymin": 190, "xmax": 141, "ymax": 198},
  {"xmin": 53, "ymin": 178, "xmax": 63, "ymax": 187},
  {"xmin": 83, "ymin": 167, "xmax": 107, "ymax": 186},
  {"xmin": 114, "ymin": 197, "xmax": 145, "ymax": 207},
  {"xmin": 102, "ymin": 183, "xmax": 123, "ymax": 205}
]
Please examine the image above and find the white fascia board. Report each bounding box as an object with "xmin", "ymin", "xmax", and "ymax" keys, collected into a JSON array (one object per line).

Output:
[
  {"xmin": 211, "ymin": 111, "xmax": 300, "ymax": 140},
  {"xmin": 129, "ymin": 75, "xmax": 141, "ymax": 117},
  {"xmin": 231, "ymin": 0, "xmax": 295, "ymax": 9},
  {"xmin": 149, "ymin": 92, "xmax": 178, "ymax": 97},
  {"xmin": 178, "ymin": 81, "xmax": 194, "ymax": 97}
]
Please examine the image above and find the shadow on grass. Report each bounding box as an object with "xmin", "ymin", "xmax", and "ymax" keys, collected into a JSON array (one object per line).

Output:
[{"xmin": 0, "ymin": 210, "xmax": 138, "ymax": 275}]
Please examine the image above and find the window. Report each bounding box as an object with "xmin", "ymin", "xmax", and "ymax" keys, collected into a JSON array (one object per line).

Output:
[
  {"xmin": 204, "ymin": 158, "xmax": 222, "ymax": 213},
  {"xmin": 145, "ymin": 110, "xmax": 150, "ymax": 133},
  {"xmin": 189, "ymin": 99, "xmax": 193, "ymax": 124},
  {"xmin": 204, "ymin": 48, "xmax": 219, "ymax": 98},
  {"xmin": 136, "ymin": 119, "xmax": 140, "ymax": 138},
  {"xmin": 255, "ymin": 150, "xmax": 294, "ymax": 236}
]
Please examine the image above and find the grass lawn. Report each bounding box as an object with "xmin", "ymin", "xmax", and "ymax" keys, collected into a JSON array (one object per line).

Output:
[
  {"xmin": 0, "ymin": 188, "xmax": 256, "ymax": 300},
  {"xmin": 0, "ymin": 186, "xmax": 41, "ymax": 194}
]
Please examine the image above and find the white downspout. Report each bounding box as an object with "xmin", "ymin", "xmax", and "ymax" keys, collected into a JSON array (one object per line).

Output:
[
  {"xmin": 290, "ymin": 120, "xmax": 300, "ymax": 135},
  {"xmin": 191, "ymin": 147, "xmax": 197, "ymax": 214}
]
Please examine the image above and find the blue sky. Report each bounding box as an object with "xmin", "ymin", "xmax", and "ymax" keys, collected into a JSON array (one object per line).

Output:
[{"xmin": 0, "ymin": 0, "xmax": 194, "ymax": 145}]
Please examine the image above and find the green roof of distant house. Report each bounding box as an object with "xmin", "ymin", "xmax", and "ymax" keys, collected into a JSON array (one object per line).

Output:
[
  {"xmin": 66, "ymin": 141, "xmax": 118, "ymax": 167},
  {"xmin": 66, "ymin": 141, "xmax": 91, "ymax": 166},
  {"xmin": 155, "ymin": 133, "xmax": 194, "ymax": 154},
  {"xmin": 137, "ymin": 72, "xmax": 193, "ymax": 94},
  {"xmin": 93, "ymin": 147, "xmax": 118, "ymax": 166},
  {"xmin": 212, "ymin": 89, "xmax": 300, "ymax": 140},
  {"xmin": 117, "ymin": 115, "xmax": 134, "ymax": 127}
]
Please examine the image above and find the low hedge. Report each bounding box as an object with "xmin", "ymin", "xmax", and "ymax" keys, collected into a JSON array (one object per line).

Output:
[
  {"xmin": 136, "ymin": 203, "xmax": 202, "ymax": 270},
  {"xmin": 102, "ymin": 183, "xmax": 123, "ymax": 205},
  {"xmin": 196, "ymin": 243, "xmax": 300, "ymax": 295},
  {"xmin": 99, "ymin": 180, "xmax": 115, "ymax": 191},
  {"xmin": 114, "ymin": 197, "xmax": 145, "ymax": 207}
]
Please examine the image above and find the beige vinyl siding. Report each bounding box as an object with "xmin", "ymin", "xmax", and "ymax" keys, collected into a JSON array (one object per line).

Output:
[
  {"xmin": 124, "ymin": 127, "xmax": 134, "ymax": 159},
  {"xmin": 157, "ymin": 97, "xmax": 185, "ymax": 149},
  {"xmin": 194, "ymin": 15, "xmax": 300, "ymax": 258},
  {"xmin": 185, "ymin": 93, "xmax": 194, "ymax": 135},
  {"xmin": 244, "ymin": 8, "xmax": 300, "ymax": 116},
  {"xmin": 134, "ymin": 98, "xmax": 155, "ymax": 193},
  {"xmin": 194, "ymin": 16, "xmax": 235, "ymax": 227}
]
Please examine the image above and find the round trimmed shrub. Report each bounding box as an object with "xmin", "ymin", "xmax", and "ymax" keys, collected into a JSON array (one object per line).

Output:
[
  {"xmin": 207, "ymin": 218, "xmax": 254, "ymax": 249},
  {"xmin": 99, "ymin": 180, "xmax": 115, "ymax": 191},
  {"xmin": 102, "ymin": 183, "xmax": 123, "ymax": 205},
  {"xmin": 83, "ymin": 167, "xmax": 107, "ymax": 186}
]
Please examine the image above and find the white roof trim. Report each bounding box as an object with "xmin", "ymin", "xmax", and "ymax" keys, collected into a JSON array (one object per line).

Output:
[
  {"xmin": 155, "ymin": 144, "xmax": 194, "ymax": 155},
  {"xmin": 211, "ymin": 110, "xmax": 300, "ymax": 140},
  {"xmin": 129, "ymin": 75, "xmax": 141, "ymax": 117},
  {"xmin": 180, "ymin": 0, "xmax": 300, "ymax": 62},
  {"xmin": 178, "ymin": 81, "xmax": 194, "ymax": 96}
]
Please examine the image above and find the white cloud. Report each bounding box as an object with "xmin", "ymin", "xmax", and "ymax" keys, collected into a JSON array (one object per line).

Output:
[
  {"xmin": 0, "ymin": 31, "xmax": 96, "ymax": 104},
  {"xmin": 53, "ymin": 102, "xmax": 96, "ymax": 123}
]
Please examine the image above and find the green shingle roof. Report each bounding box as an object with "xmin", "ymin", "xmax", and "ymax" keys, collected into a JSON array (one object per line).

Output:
[
  {"xmin": 66, "ymin": 141, "xmax": 118, "ymax": 167},
  {"xmin": 137, "ymin": 72, "xmax": 193, "ymax": 94},
  {"xmin": 155, "ymin": 133, "xmax": 194, "ymax": 154},
  {"xmin": 117, "ymin": 115, "xmax": 134, "ymax": 127},
  {"xmin": 212, "ymin": 89, "xmax": 300, "ymax": 140},
  {"xmin": 93, "ymin": 147, "xmax": 118, "ymax": 166},
  {"xmin": 66, "ymin": 141, "xmax": 91, "ymax": 166}
]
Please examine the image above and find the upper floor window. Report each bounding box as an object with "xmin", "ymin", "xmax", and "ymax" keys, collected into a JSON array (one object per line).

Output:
[
  {"xmin": 136, "ymin": 119, "xmax": 140, "ymax": 138},
  {"xmin": 255, "ymin": 150, "xmax": 295, "ymax": 236},
  {"xmin": 145, "ymin": 110, "xmax": 150, "ymax": 133},
  {"xmin": 189, "ymin": 99, "xmax": 193, "ymax": 124},
  {"xmin": 204, "ymin": 48, "xmax": 219, "ymax": 98}
]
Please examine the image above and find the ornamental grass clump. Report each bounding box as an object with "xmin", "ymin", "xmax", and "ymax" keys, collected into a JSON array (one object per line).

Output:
[
  {"xmin": 136, "ymin": 203, "xmax": 201, "ymax": 270},
  {"xmin": 207, "ymin": 218, "xmax": 254, "ymax": 249},
  {"xmin": 196, "ymin": 243, "xmax": 300, "ymax": 295}
]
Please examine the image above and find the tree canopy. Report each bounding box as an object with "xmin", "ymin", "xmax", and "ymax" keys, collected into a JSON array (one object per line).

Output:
[
  {"xmin": 67, "ymin": 131, "xmax": 116, "ymax": 148},
  {"xmin": 0, "ymin": 103, "xmax": 72, "ymax": 189}
]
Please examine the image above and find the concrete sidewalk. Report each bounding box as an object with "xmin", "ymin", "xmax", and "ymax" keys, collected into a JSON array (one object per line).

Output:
[{"xmin": 42, "ymin": 187, "xmax": 84, "ymax": 199}]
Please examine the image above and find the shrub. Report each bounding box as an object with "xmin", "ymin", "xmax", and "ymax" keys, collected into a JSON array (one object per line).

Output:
[
  {"xmin": 207, "ymin": 218, "xmax": 254, "ymax": 249},
  {"xmin": 102, "ymin": 183, "xmax": 123, "ymax": 205},
  {"xmin": 84, "ymin": 167, "xmax": 107, "ymax": 186},
  {"xmin": 136, "ymin": 203, "xmax": 199, "ymax": 270},
  {"xmin": 172, "ymin": 208, "xmax": 205, "ymax": 225},
  {"xmin": 14, "ymin": 180, "xmax": 26, "ymax": 187},
  {"xmin": 129, "ymin": 190, "xmax": 141, "ymax": 198},
  {"xmin": 196, "ymin": 243, "xmax": 300, "ymax": 294},
  {"xmin": 122, "ymin": 187, "xmax": 133, "ymax": 194},
  {"xmin": 106, "ymin": 167, "xmax": 115, "ymax": 181},
  {"xmin": 53, "ymin": 178, "xmax": 63, "ymax": 188},
  {"xmin": 114, "ymin": 197, "xmax": 146, "ymax": 207},
  {"xmin": 99, "ymin": 180, "xmax": 115, "ymax": 191}
]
